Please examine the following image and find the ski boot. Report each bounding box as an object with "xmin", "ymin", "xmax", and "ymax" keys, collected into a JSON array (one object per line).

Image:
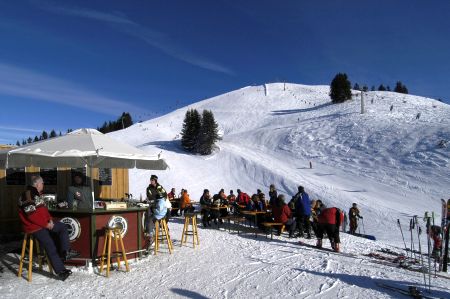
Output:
[
  {"xmin": 316, "ymin": 239, "xmax": 322, "ymax": 249},
  {"xmin": 334, "ymin": 243, "xmax": 340, "ymax": 252}
]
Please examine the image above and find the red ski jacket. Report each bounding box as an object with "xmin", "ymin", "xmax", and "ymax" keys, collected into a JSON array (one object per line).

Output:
[
  {"xmin": 237, "ymin": 192, "xmax": 250, "ymax": 205},
  {"xmin": 18, "ymin": 207, "xmax": 52, "ymax": 233},
  {"xmin": 318, "ymin": 207, "xmax": 344, "ymax": 225},
  {"xmin": 272, "ymin": 204, "xmax": 292, "ymax": 224}
]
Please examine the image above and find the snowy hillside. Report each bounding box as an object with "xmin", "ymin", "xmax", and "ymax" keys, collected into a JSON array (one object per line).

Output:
[
  {"xmin": 111, "ymin": 83, "xmax": 450, "ymax": 245},
  {"xmin": 2, "ymin": 83, "xmax": 449, "ymax": 298}
]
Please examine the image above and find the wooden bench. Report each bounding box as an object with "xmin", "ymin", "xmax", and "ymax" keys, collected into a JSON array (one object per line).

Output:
[{"xmin": 261, "ymin": 222, "xmax": 285, "ymax": 239}]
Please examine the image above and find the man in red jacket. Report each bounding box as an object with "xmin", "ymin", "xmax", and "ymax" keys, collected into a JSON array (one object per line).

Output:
[
  {"xmin": 316, "ymin": 206, "xmax": 344, "ymax": 252},
  {"xmin": 18, "ymin": 176, "xmax": 78, "ymax": 281}
]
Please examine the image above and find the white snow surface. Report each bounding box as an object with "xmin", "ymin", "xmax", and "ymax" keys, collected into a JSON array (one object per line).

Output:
[{"xmin": 1, "ymin": 83, "xmax": 449, "ymax": 298}]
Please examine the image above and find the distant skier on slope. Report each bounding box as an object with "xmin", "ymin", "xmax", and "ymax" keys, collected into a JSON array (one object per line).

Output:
[{"xmin": 349, "ymin": 203, "xmax": 363, "ymax": 234}]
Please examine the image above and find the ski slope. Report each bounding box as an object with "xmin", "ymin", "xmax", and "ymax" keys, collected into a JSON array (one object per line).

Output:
[
  {"xmin": 116, "ymin": 83, "xmax": 449, "ymax": 245},
  {"xmin": 1, "ymin": 83, "xmax": 449, "ymax": 298}
]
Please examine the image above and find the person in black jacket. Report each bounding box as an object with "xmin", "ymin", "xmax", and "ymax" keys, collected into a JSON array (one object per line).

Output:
[{"xmin": 200, "ymin": 189, "xmax": 212, "ymax": 227}]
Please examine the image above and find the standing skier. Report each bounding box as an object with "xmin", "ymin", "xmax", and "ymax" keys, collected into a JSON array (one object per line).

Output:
[
  {"xmin": 349, "ymin": 203, "xmax": 363, "ymax": 234},
  {"xmin": 316, "ymin": 206, "xmax": 344, "ymax": 252},
  {"xmin": 293, "ymin": 186, "xmax": 311, "ymax": 239}
]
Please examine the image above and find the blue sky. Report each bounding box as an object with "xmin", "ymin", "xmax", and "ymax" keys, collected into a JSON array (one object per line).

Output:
[{"xmin": 1, "ymin": 0, "xmax": 449, "ymax": 145}]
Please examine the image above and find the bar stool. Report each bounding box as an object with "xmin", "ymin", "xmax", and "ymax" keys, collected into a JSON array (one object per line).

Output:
[
  {"xmin": 180, "ymin": 213, "xmax": 199, "ymax": 248},
  {"xmin": 99, "ymin": 226, "xmax": 130, "ymax": 277},
  {"xmin": 18, "ymin": 233, "xmax": 53, "ymax": 282},
  {"xmin": 154, "ymin": 218, "xmax": 173, "ymax": 255}
]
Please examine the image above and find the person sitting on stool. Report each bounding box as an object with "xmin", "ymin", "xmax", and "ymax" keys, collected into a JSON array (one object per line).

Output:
[{"xmin": 18, "ymin": 176, "xmax": 79, "ymax": 281}]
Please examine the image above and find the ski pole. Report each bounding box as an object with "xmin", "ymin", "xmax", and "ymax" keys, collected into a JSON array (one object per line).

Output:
[
  {"xmin": 410, "ymin": 218, "xmax": 416, "ymax": 261},
  {"xmin": 397, "ymin": 219, "xmax": 408, "ymax": 256},
  {"xmin": 414, "ymin": 216, "xmax": 427, "ymax": 290},
  {"xmin": 425, "ymin": 214, "xmax": 432, "ymax": 293},
  {"xmin": 361, "ymin": 217, "xmax": 366, "ymax": 234}
]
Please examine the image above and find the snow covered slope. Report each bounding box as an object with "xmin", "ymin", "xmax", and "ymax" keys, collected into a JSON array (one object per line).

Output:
[
  {"xmin": 111, "ymin": 83, "xmax": 450, "ymax": 245},
  {"xmin": 2, "ymin": 83, "xmax": 449, "ymax": 298}
]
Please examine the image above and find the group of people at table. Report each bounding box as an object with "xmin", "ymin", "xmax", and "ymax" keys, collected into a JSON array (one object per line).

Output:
[
  {"xmin": 157, "ymin": 181, "xmax": 363, "ymax": 254},
  {"xmin": 17, "ymin": 173, "xmax": 363, "ymax": 281}
]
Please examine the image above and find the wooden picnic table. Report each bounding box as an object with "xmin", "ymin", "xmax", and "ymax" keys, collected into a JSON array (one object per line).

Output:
[{"xmin": 240, "ymin": 210, "xmax": 271, "ymax": 237}]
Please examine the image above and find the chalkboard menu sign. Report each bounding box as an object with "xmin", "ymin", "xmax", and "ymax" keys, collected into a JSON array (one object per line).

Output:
[
  {"xmin": 6, "ymin": 168, "xmax": 25, "ymax": 185},
  {"xmin": 98, "ymin": 168, "xmax": 112, "ymax": 186},
  {"xmin": 40, "ymin": 168, "xmax": 57, "ymax": 185},
  {"xmin": 71, "ymin": 168, "xmax": 88, "ymax": 186}
]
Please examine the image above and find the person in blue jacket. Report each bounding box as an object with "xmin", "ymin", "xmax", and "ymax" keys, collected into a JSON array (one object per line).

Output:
[{"xmin": 293, "ymin": 185, "xmax": 311, "ymax": 238}]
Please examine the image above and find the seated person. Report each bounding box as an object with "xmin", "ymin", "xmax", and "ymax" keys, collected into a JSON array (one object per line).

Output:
[
  {"xmin": 180, "ymin": 189, "xmax": 195, "ymax": 215},
  {"xmin": 271, "ymin": 194, "xmax": 296, "ymax": 237},
  {"xmin": 258, "ymin": 193, "xmax": 267, "ymax": 210},
  {"xmin": 210, "ymin": 194, "xmax": 222, "ymax": 225},
  {"xmin": 168, "ymin": 188, "xmax": 176, "ymax": 200},
  {"xmin": 66, "ymin": 173, "xmax": 93, "ymax": 210},
  {"xmin": 18, "ymin": 176, "xmax": 79, "ymax": 281},
  {"xmin": 200, "ymin": 189, "xmax": 212, "ymax": 227}
]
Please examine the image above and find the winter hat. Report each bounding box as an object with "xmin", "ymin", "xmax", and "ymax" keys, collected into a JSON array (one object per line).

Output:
[
  {"xmin": 269, "ymin": 184, "xmax": 275, "ymax": 189},
  {"xmin": 352, "ymin": 203, "xmax": 357, "ymax": 207},
  {"xmin": 230, "ymin": 190, "xmax": 234, "ymax": 194},
  {"xmin": 237, "ymin": 189, "xmax": 241, "ymax": 193},
  {"xmin": 203, "ymin": 189, "xmax": 209, "ymax": 194},
  {"xmin": 298, "ymin": 186, "xmax": 304, "ymax": 193},
  {"xmin": 257, "ymin": 189, "xmax": 262, "ymax": 194},
  {"xmin": 150, "ymin": 174, "xmax": 158, "ymax": 181}
]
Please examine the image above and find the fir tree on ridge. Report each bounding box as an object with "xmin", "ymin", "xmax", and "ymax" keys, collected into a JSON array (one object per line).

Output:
[
  {"xmin": 197, "ymin": 110, "xmax": 221, "ymax": 155},
  {"xmin": 330, "ymin": 73, "xmax": 352, "ymax": 103},
  {"xmin": 181, "ymin": 109, "xmax": 201, "ymax": 152}
]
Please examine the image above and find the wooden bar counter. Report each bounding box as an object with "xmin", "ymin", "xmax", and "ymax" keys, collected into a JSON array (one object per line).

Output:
[{"xmin": 49, "ymin": 205, "xmax": 147, "ymax": 265}]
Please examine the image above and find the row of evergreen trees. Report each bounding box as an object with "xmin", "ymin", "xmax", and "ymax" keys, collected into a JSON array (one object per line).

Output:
[
  {"xmin": 330, "ymin": 73, "xmax": 409, "ymax": 103},
  {"xmin": 353, "ymin": 82, "xmax": 408, "ymax": 93},
  {"xmin": 97, "ymin": 112, "xmax": 133, "ymax": 134},
  {"xmin": 16, "ymin": 112, "xmax": 133, "ymax": 146},
  {"xmin": 16, "ymin": 130, "xmax": 63, "ymax": 146},
  {"xmin": 180, "ymin": 109, "xmax": 220, "ymax": 155}
]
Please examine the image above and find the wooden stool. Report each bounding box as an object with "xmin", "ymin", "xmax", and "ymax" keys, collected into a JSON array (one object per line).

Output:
[
  {"xmin": 99, "ymin": 227, "xmax": 130, "ymax": 277},
  {"xmin": 154, "ymin": 218, "xmax": 173, "ymax": 255},
  {"xmin": 180, "ymin": 213, "xmax": 199, "ymax": 248},
  {"xmin": 18, "ymin": 233, "xmax": 53, "ymax": 282}
]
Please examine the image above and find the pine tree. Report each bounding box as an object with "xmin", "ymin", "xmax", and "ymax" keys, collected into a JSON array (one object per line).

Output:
[
  {"xmin": 197, "ymin": 110, "xmax": 220, "ymax": 155},
  {"xmin": 353, "ymin": 83, "xmax": 360, "ymax": 91},
  {"xmin": 42, "ymin": 131, "xmax": 48, "ymax": 140},
  {"xmin": 120, "ymin": 112, "xmax": 133, "ymax": 128},
  {"xmin": 378, "ymin": 84, "xmax": 386, "ymax": 91},
  {"xmin": 50, "ymin": 130, "xmax": 57, "ymax": 138},
  {"xmin": 394, "ymin": 81, "xmax": 408, "ymax": 94},
  {"xmin": 371, "ymin": 86, "xmax": 375, "ymax": 91},
  {"xmin": 181, "ymin": 109, "xmax": 201, "ymax": 152},
  {"xmin": 329, "ymin": 73, "xmax": 352, "ymax": 103},
  {"xmin": 27, "ymin": 137, "xmax": 32, "ymax": 143},
  {"xmin": 22, "ymin": 139, "xmax": 26, "ymax": 145},
  {"xmin": 34, "ymin": 136, "xmax": 39, "ymax": 142},
  {"xmin": 362, "ymin": 85, "xmax": 368, "ymax": 92},
  {"xmin": 16, "ymin": 141, "xmax": 20, "ymax": 146},
  {"xmin": 386, "ymin": 85, "xmax": 391, "ymax": 91}
]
